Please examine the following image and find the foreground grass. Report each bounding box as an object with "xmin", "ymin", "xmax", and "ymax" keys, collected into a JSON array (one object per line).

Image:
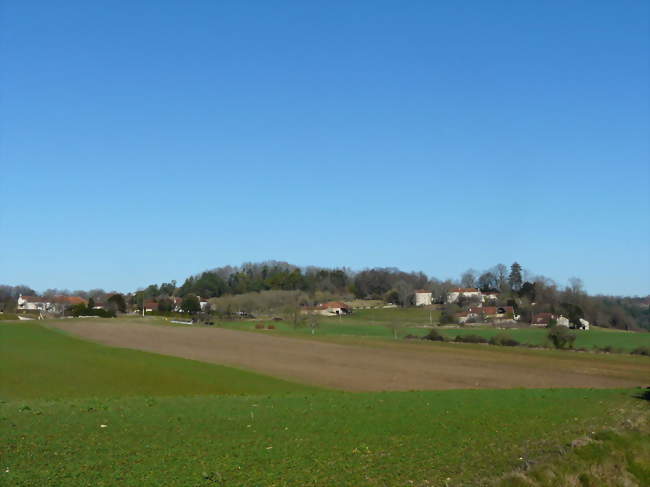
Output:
[
  {"xmin": 0, "ymin": 322, "xmax": 318, "ymax": 400},
  {"xmin": 2, "ymin": 389, "xmax": 647, "ymax": 487},
  {"xmin": 496, "ymin": 404, "xmax": 650, "ymax": 486}
]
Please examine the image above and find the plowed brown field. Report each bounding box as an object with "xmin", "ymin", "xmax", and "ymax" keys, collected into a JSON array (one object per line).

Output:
[{"xmin": 49, "ymin": 320, "xmax": 649, "ymax": 391}]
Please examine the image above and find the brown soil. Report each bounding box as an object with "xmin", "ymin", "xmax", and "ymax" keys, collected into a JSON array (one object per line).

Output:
[{"xmin": 49, "ymin": 320, "xmax": 649, "ymax": 392}]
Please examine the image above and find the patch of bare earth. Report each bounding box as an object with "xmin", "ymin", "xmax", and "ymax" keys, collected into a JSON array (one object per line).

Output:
[{"xmin": 49, "ymin": 320, "xmax": 649, "ymax": 391}]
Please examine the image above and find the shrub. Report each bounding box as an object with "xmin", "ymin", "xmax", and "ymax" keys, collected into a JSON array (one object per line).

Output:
[
  {"xmin": 489, "ymin": 333, "xmax": 520, "ymax": 347},
  {"xmin": 267, "ymin": 324, "xmax": 275, "ymax": 330},
  {"xmin": 254, "ymin": 323, "xmax": 265, "ymax": 329},
  {"xmin": 547, "ymin": 327, "xmax": 576, "ymax": 349},
  {"xmin": 631, "ymin": 346, "xmax": 650, "ymax": 357},
  {"xmin": 455, "ymin": 334, "xmax": 488, "ymax": 344},
  {"xmin": 422, "ymin": 329, "xmax": 445, "ymax": 341},
  {"xmin": 593, "ymin": 345, "xmax": 624, "ymax": 354}
]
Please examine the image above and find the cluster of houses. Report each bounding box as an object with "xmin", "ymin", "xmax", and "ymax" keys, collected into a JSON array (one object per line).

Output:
[
  {"xmin": 302, "ymin": 301, "xmax": 353, "ymax": 316},
  {"xmin": 531, "ymin": 312, "xmax": 590, "ymax": 330},
  {"xmin": 414, "ymin": 288, "xmax": 500, "ymax": 306},
  {"xmin": 414, "ymin": 288, "xmax": 590, "ymax": 329},
  {"xmin": 17, "ymin": 294, "xmax": 210, "ymax": 315},
  {"xmin": 142, "ymin": 297, "xmax": 210, "ymax": 313}
]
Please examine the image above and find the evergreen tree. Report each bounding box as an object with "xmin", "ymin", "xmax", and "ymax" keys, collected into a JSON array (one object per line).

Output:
[{"xmin": 509, "ymin": 262, "xmax": 523, "ymax": 291}]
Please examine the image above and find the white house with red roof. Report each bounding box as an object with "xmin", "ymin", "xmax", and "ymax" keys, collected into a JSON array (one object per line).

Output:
[
  {"xmin": 414, "ymin": 290, "xmax": 432, "ymax": 306},
  {"xmin": 17, "ymin": 294, "xmax": 86, "ymax": 312}
]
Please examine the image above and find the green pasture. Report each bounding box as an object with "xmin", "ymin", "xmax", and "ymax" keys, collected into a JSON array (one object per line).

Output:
[
  {"xmin": 217, "ymin": 306, "xmax": 649, "ymax": 352},
  {"xmin": 439, "ymin": 327, "xmax": 650, "ymax": 352},
  {"xmin": 2, "ymin": 388, "xmax": 645, "ymax": 487},
  {"xmin": 0, "ymin": 321, "xmax": 317, "ymax": 400},
  {"xmin": 2, "ymin": 319, "xmax": 648, "ymax": 486}
]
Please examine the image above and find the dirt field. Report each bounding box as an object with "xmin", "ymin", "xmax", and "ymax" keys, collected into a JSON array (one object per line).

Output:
[{"xmin": 49, "ymin": 320, "xmax": 649, "ymax": 391}]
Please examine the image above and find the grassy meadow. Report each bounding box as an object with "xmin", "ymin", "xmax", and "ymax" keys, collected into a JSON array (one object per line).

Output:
[
  {"xmin": 0, "ymin": 321, "xmax": 317, "ymax": 400},
  {"xmin": 1, "ymin": 319, "xmax": 648, "ymax": 486},
  {"xmin": 212, "ymin": 307, "xmax": 650, "ymax": 352}
]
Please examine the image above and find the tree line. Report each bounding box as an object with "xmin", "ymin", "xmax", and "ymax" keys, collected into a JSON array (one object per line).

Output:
[{"xmin": 1, "ymin": 260, "xmax": 647, "ymax": 331}]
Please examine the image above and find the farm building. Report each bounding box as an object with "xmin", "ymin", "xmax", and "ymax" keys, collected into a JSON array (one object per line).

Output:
[
  {"xmin": 456, "ymin": 306, "xmax": 516, "ymax": 324},
  {"xmin": 304, "ymin": 301, "xmax": 352, "ymax": 316},
  {"xmin": 556, "ymin": 315, "xmax": 570, "ymax": 328},
  {"xmin": 531, "ymin": 312, "xmax": 555, "ymax": 327},
  {"xmin": 17, "ymin": 294, "xmax": 86, "ymax": 312},
  {"xmin": 414, "ymin": 290, "xmax": 432, "ymax": 306},
  {"xmin": 482, "ymin": 291, "xmax": 500, "ymax": 302},
  {"xmin": 446, "ymin": 288, "xmax": 482, "ymax": 304}
]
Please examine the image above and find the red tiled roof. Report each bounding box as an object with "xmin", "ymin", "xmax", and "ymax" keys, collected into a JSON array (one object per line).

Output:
[
  {"xmin": 533, "ymin": 312, "xmax": 555, "ymax": 323},
  {"xmin": 415, "ymin": 289, "xmax": 431, "ymax": 294},
  {"xmin": 468, "ymin": 306, "xmax": 513, "ymax": 315},
  {"xmin": 20, "ymin": 295, "xmax": 46, "ymax": 303},
  {"xmin": 21, "ymin": 295, "xmax": 86, "ymax": 305},
  {"xmin": 450, "ymin": 288, "xmax": 480, "ymax": 293}
]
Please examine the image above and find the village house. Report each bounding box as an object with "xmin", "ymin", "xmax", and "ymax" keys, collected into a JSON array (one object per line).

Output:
[
  {"xmin": 556, "ymin": 315, "xmax": 571, "ymax": 328},
  {"xmin": 17, "ymin": 295, "xmax": 53, "ymax": 311},
  {"xmin": 531, "ymin": 312, "xmax": 555, "ymax": 327},
  {"xmin": 414, "ymin": 290, "xmax": 432, "ymax": 306},
  {"xmin": 17, "ymin": 295, "xmax": 87, "ymax": 313},
  {"xmin": 456, "ymin": 306, "xmax": 516, "ymax": 324},
  {"xmin": 446, "ymin": 288, "xmax": 482, "ymax": 304},
  {"xmin": 304, "ymin": 301, "xmax": 352, "ymax": 316},
  {"xmin": 482, "ymin": 291, "xmax": 500, "ymax": 302}
]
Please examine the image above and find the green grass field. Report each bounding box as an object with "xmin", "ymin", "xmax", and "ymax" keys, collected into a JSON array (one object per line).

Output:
[
  {"xmin": 0, "ymin": 321, "xmax": 317, "ymax": 400},
  {"xmin": 1, "ymin": 320, "xmax": 648, "ymax": 486},
  {"xmin": 438, "ymin": 327, "xmax": 650, "ymax": 352},
  {"xmin": 2, "ymin": 387, "xmax": 645, "ymax": 486},
  {"xmin": 213, "ymin": 307, "xmax": 650, "ymax": 352}
]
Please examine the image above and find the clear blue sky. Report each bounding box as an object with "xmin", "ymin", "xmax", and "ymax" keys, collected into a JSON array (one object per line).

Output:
[{"xmin": 1, "ymin": 1, "xmax": 648, "ymax": 296}]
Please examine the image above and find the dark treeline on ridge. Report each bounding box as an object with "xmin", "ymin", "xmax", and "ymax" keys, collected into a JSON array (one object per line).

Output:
[
  {"xmin": 1, "ymin": 260, "xmax": 648, "ymax": 331},
  {"xmin": 134, "ymin": 261, "xmax": 649, "ymax": 331}
]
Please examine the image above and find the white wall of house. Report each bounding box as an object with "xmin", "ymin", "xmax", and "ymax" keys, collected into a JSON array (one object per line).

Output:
[
  {"xmin": 17, "ymin": 295, "xmax": 54, "ymax": 312},
  {"xmin": 414, "ymin": 292, "xmax": 432, "ymax": 306},
  {"xmin": 446, "ymin": 290, "xmax": 482, "ymax": 304},
  {"xmin": 556, "ymin": 315, "xmax": 570, "ymax": 327}
]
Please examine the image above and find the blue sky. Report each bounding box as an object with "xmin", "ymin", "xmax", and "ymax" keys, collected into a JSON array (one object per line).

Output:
[{"xmin": 1, "ymin": 1, "xmax": 648, "ymax": 295}]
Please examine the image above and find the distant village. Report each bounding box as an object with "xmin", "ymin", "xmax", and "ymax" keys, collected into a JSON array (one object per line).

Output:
[{"xmin": 14, "ymin": 286, "xmax": 590, "ymax": 330}]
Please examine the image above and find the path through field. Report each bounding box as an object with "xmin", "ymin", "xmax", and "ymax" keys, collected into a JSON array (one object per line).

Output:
[{"xmin": 50, "ymin": 320, "xmax": 649, "ymax": 391}]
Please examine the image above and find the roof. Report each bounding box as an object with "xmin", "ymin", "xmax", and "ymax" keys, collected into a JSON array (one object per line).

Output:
[
  {"xmin": 20, "ymin": 295, "xmax": 86, "ymax": 305},
  {"xmin": 415, "ymin": 289, "xmax": 431, "ymax": 294},
  {"xmin": 533, "ymin": 312, "xmax": 555, "ymax": 323},
  {"xmin": 449, "ymin": 288, "xmax": 481, "ymax": 293},
  {"xmin": 19, "ymin": 295, "xmax": 47, "ymax": 303}
]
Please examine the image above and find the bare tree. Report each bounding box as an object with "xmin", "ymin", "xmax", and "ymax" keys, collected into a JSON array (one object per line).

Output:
[
  {"xmin": 460, "ymin": 269, "xmax": 478, "ymax": 288},
  {"xmin": 394, "ymin": 280, "xmax": 413, "ymax": 307},
  {"xmin": 492, "ymin": 264, "xmax": 508, "ymax": 290}
]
